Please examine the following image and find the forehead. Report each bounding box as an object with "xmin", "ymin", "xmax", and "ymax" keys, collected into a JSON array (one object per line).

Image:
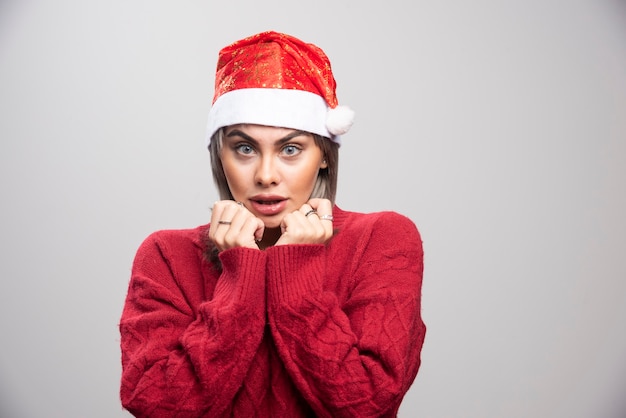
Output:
[{"xmin": 224, "ymin": 124, "xmax": 313, "ymax": 142}]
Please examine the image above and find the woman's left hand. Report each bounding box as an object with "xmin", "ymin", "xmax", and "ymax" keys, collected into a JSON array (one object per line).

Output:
[{"xmin": 275, "ymin": 198, "xmax": 334, "ymax": 246}]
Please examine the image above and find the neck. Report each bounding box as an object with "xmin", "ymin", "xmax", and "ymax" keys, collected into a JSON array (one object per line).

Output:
[{"xmin": 258, "ymin": 227, "xmax": 281, "ymax": 250}]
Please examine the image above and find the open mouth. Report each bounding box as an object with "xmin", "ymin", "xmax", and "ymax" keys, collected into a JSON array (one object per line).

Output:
[
  {"xmin": 250, "ymin": 198, "xmax": 287, "ymax": 216},
  {"xmin": 253, "ymin": 199, "xmax": 283, "ymax": 205}
]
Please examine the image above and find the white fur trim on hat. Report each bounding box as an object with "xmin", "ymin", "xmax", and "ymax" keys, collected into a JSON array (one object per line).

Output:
[{"xmin": 206, "ymin": 88, "xmax": 349, "ymax": 146}]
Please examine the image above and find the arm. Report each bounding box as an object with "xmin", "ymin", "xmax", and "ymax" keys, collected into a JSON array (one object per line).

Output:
[
  {"xmin": 119, "ymin": 232, "xmax": 267, "ymax": 417},
  {"xmin": 266, "ymin": 213, "xmax": 425, "ymax": 418}
]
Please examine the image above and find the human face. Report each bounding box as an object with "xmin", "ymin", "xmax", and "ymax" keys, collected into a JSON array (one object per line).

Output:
[{"xmin": 220, "ymin": 124, "xmax": 328, "ymax": 229}]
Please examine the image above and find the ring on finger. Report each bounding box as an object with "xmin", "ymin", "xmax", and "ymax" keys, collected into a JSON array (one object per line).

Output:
[
  {"xmin": 319, "ymin": 214, "xmax": 334, "ymax": 221},
  {"xmin": 218, "ymin": 220, "xmax": 232, "ymax": 225},
  {"xmin": 304, "ymin": 209, "xmax": 318, "ymax": 217}
]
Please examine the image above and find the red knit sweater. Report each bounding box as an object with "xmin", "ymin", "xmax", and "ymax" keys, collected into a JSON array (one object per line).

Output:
[{"xmin": 119, "ymin": 206, "xmax": 425, "ymax": 417}]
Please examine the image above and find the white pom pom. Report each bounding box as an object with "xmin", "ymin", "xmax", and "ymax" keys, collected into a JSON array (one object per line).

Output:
[{"xmin": 326, "ymin": 105, "xmax": 355, "ymax": 136}]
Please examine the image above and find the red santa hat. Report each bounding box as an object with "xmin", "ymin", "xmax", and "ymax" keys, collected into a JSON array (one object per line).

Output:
[{"xmin": 205, "ymin": 31, "xmax": 354, "ymax": 146}]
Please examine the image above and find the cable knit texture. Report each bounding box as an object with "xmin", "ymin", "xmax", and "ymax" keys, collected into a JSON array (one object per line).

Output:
[{"xmin": 119, "ymin": 206, "xmax": 426, "ymax": 417}]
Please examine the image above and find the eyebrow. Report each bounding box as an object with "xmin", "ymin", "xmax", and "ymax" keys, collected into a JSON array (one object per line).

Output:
[{"xmin": 226, "ymin": 129, "xmax": 311, "ymax": 145}]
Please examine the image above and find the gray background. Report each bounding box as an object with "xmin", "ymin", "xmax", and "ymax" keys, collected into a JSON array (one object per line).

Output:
[{"xmin": 1, "ymin": 0, "xmax": 625, "ymax": 417}]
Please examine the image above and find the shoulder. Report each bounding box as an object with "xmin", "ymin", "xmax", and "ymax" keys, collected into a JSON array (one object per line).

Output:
[
  {"xmin": 134, "ymin": 224, "xmax": 209, "ymax": 260},
  {"xmin": 333, "ymin": 206, "xmax": 423, "ymax": 252},
  {"xmin": 335, "ymin": 206, "xmax": 421, "ymax": 238},
  {"xmin": 128, "ymin": 225, "xmax": 213, "ymax": 305}
]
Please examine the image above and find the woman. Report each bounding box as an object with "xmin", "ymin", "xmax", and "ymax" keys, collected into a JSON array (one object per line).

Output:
[{"xmin": 119, "ymin": 31, "xmax": 426, "ymax": 417}]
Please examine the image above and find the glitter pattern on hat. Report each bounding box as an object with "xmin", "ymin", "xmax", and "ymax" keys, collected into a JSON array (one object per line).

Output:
[{"xmin": 205, "ymin": 31, "xmax": 354, "ymax": 146}]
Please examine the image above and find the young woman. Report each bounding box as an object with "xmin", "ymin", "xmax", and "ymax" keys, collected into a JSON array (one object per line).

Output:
[{"xmin": 119, "ymin": 31, "xmax": 426, "ymax": 417}]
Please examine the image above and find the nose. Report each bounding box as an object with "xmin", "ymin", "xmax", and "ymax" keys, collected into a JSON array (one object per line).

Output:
[{"xmin": 255, "ymin": 155, "xmax": 280, "ymax": 186}]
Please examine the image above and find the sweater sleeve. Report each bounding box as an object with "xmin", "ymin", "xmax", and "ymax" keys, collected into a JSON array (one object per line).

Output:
[
  {"xmin": 266, "ymin": 213, "xmax": 426, "ymax": 418},
  {"xmin": 119, "ymin": 231, "xmax": 267, "ymax": 417}
]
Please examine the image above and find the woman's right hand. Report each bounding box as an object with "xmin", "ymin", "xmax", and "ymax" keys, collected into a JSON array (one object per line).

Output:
[{"xmin": 209, "ymin": 200, "xmax": 265, "ymax": 251}]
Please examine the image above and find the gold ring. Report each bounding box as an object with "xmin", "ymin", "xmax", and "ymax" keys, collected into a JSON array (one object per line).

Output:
[{"xmin": 218, "ymin": 220, "xmax": 232, "ymax": 225}]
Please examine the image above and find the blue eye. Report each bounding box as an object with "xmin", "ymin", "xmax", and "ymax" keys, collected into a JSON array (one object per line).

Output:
[
  {"xmin": 282, "ymin": 145, "xmax": 300, "ymax": 156},
  {"xmin": 236, "ymin": 144, "xmax": 255, "ymax": 155}
]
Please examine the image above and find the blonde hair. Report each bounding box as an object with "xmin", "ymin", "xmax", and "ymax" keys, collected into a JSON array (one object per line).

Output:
[{"xmin": 208, "ymin": 128, "xmax": 339, "ymax": 204}]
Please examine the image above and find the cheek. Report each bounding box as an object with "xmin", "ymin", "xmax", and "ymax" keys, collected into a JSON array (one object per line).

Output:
[
  {"xmin": 222, "ymin": 160, "xmax": 246, "ymax": 189},
  {"xmin": 291, "ymin": 163, "xmax": 321, "ymax": 190}
]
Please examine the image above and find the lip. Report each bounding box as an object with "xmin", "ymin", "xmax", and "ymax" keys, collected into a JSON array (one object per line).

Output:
[{"xmin": 249, "ymin": 195, "xmax": 288, "ymax": 216}]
